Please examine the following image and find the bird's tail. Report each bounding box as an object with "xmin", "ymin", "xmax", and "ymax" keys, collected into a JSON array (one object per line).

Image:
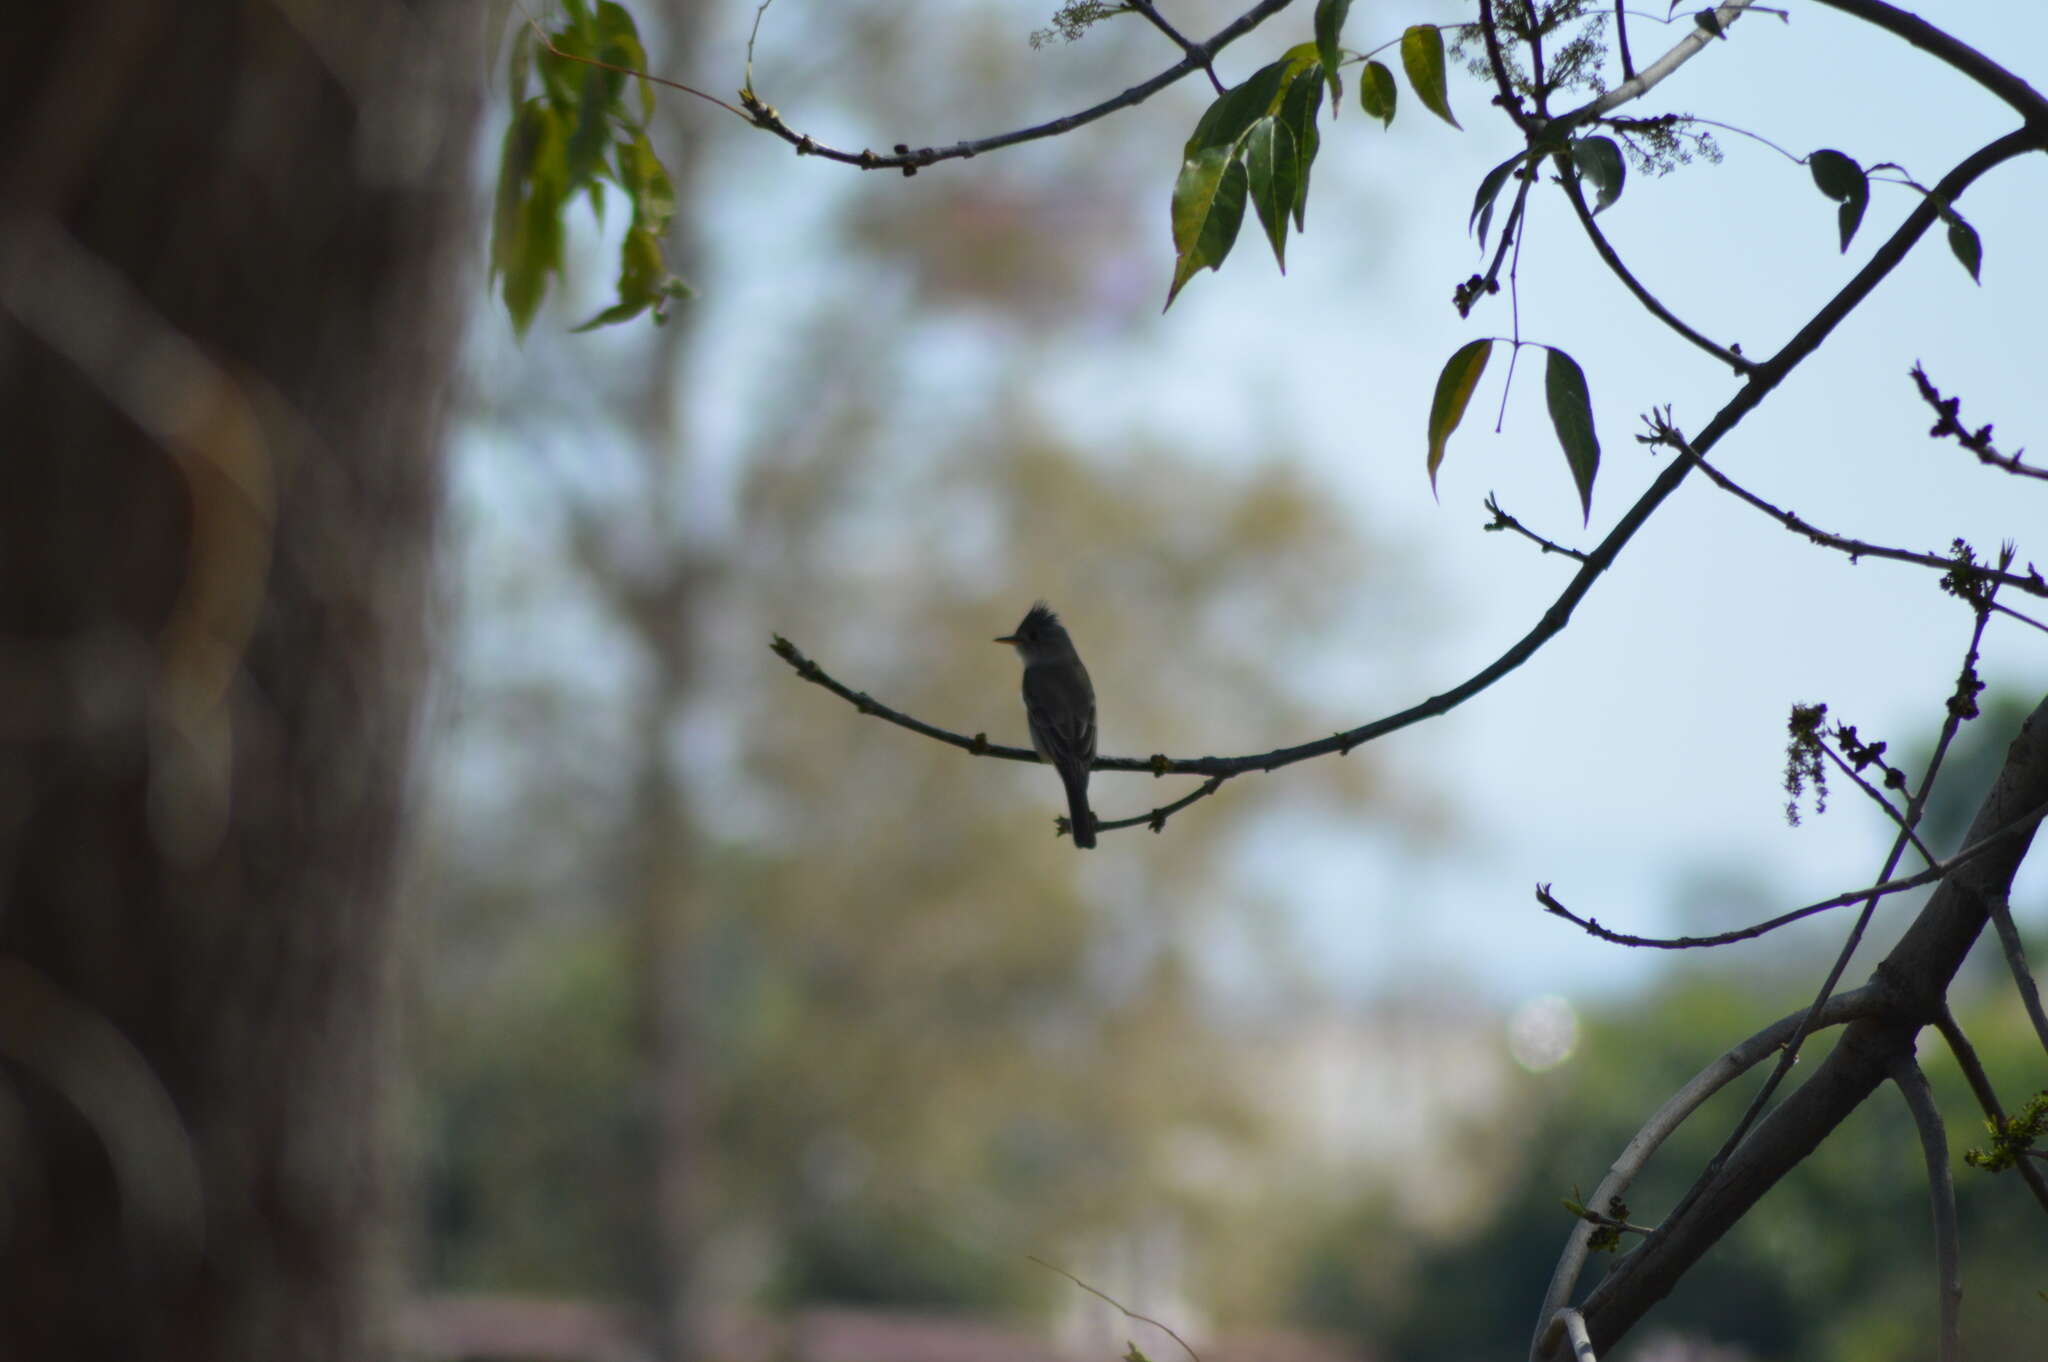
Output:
[{"xmin": 1061, "ymin": 770, "xmax": 1096, "ymax": 849}]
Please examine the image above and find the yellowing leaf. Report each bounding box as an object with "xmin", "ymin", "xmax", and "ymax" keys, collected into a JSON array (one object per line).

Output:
[{"xmin": 1427, "ymin": 339, "xmax": 1493, "ymax": 494}]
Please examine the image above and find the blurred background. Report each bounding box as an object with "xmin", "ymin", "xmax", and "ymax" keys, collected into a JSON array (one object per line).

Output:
[
  {"xmin": 408, "ymin": 3, "xmax": 2048, "ymax": 1360},
  {"xmin": 3, "ymin": 3, "xmax": 2043, "ymax": 1362}
]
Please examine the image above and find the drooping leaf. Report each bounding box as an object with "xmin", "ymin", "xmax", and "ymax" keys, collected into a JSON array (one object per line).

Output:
[
  {"xmin": 1943, "ymin": 208, "xmax": 1982, "ymax": 283},
  {"xmin": 1359, "ymin": 60, "xmax": 1396, "ymax": 128},
  {"xmin": 595, "ymin": 1, "xmax": 655, "ymax": 123},
  {"xmin": 1185, "ymin": 58, "xmax": 1293, "ymax": 157},
  {"xmin": 1543, "ymin": 347, "xmax": 1601, "ymax": 523},
  {"xmin": 1470, "ymin": 151, "xmax": 1526, "ymax": 247},
  {"xmin": 1314, "ymin": 0, "xmax": 1351, "ymax": 107},
  {"xmin": 564, "ymin": 63, "xmax": 614, "ymax": 189},
  {"xmin": 1808, "ymin": 149, "xmax": 1868, "ymax": 252},
  {"xmin": 1427, "ymin": 339, "xmax": 1494, "ymax": 495},
  {"xmin": 1244, "ymin": 116, "xmax": 1299, "ymax": 271},
  {"xmin": 1400, "ymin": 25, "xmax": 1460, "ymax": 130},
  {"xmin": 1166, "ymin": 146, "xmax": 1249, "ymax": 308},
  {"xmin": 1278, "ymin": 64, "xmax": 1324, "ymax": 229},
  {"xmin": 1570, "ymin": 135, "xmax": 1625, "ymax": 214}
]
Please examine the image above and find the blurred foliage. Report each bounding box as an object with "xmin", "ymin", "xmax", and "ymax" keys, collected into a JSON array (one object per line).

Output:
[{"xmin": 1283, "ymin": 972, "xmax": 2048, "ymax": 1362}]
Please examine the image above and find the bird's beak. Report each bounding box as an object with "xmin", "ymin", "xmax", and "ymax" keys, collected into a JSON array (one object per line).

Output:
[{"xmin": 993, "ymin": 634, "xmax": 1019, "ymax": 645}]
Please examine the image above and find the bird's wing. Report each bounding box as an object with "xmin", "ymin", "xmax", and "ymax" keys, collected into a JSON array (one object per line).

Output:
[{"xmin": 1022, "ymin": 663, "xmax": 1096, "ymax": 767}]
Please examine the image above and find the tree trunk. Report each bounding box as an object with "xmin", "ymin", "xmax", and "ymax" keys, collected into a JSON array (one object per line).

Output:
[{"xmin": 0, "ymin": 3, "xmax": 476, "ymax": 1359}]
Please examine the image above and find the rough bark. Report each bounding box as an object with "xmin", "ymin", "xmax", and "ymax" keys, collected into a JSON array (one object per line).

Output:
[{"xmin": 0, "ymin": 3, "xmax": 476, "ymax": 1358}]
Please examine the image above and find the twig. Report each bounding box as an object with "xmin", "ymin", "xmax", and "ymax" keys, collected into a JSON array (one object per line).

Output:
[
  {"xmin": 1913, "ymin": 364, "xmax": 2047, "ymax": 482},
  {"xmin": 1808, "ymin": 0, "xmax": 2048, "ymax": 131},
  {"xmin": 739, "ymin": 0, "xmax": 1297, "ymax": 173},
  {"xmin": 1554, "ymin": 154, "xmax": 1753, "ymax": 374},
  {"xmin": 1125, "ymin": 0, "xmax": 1227, "ymax": 95},
  {"xmin": 1890, "ymin": 1056, "xmax": 1962, "ymax": 1362},
  {"xmin": 1553, "ymin": 1, "xmax": 1764, "ymax": 131},
  {"xmin": 1986, "ymin": 892, "xmax": 2048, "ymax": 1057},
  {"xmin": 1534, "ymin": 797, "xmax": 2048, "ymax": 949},
  {"xmin": 518, "ymin": 12, "xmax": 747, "ymax": 118},
  {"xmin": 1613, "ymin": 0, "xmax": 1634, "ymax": 81},
  {"xmin": 1991, "ymin": 601, "xmax": 2048, "ymax": 636},
  {"xmin": 1934, "ymin": 1008, "xmax": 2048, "ymax": 1215},
  {"xmin": 1485, "ymin": 493, "xmax": 1589, "ymax": 561},
  {"xmin": 1646, "ymin": 414, "xmax": 2048, "ymax": 599},
  {"xmin": 1029, "ymin": 1255, "xmax": 1201, "ymax": 1362},
  {"xmin": 1817, "ymin": 740, "xmax": 1936, "ymax": 866},
  {"xmin": 1529, "ymin": 985, "xmax": 1880, "ymax": 1361}
]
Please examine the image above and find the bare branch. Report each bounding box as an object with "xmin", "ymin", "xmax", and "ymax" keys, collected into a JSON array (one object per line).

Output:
[
  {"xmin": 1530, "ymin": 986, "xmax": 1881, "ymax": 1362},
  {"xmin": 1484, "ymin": 493, "xmax": 1589, "ymax": 561},
  {"xmin": 1913, "ymin": 364, "xmax": 2047, "ymax": 483},
  {"xmin": 1809, "ymin": 0, "xmax": 2048, "ymax": 131},
  {"xmin": 1889, "ymin": 1056, "xmax": 1962, "ymax": 1362},
  {"xmin": 1537, "ymin": 798, "xmax": 2048, "ymax": 949},
  {"xmin": 1125, "ymin": 0, "xmax": 1227, "ymax": 95},
  {"xmin": 1647, "ymin": 413, "xmax": 2048, "ymax": 599},
  {"xmin": 1554, "ymin": 2, "xmax": 1766, "ymax": 129},
  {"xmin": 1554, "ymin": 157, "xmax": 1753, "ymax": 374},
  {"xmin": 739, "ymin": 0, "xmax": 1298, "ymax": 173},
  {"xmin": 1986, "ymin": 892, "xmax": 2048, "ymax": 1058},
  {"xmin": 1559, "ymin": 1309, "xmax": 1597, "ymax": 1362},
  {"xmin": 1817, "ymin": 738, "xmax": 1935, "ymax": 867}
]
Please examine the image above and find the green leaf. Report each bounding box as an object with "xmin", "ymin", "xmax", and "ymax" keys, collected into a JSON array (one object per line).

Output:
[
  {"xmin": 1427, "ymin": 339, "xmax": 1493, "ymax": 495},
  {"xmin": 1470, "ymin": 151, "xmax": 1525, "ymax": 246},
  {"xmin": 1943, "ymin": 208, "xmax": 1982, "ymax": 283},
  {"xmin": 1166, "ymin": 147, "xmax": 1249, "ymax": 308},
  {"xmin": 1400, "ymin": 25, "xmax": 1460, "ymax": 130},
  {"xmin": 1570, "ymin": 135, "xmax": 1625, "ymax": 214},
  {"xmin": 565, "ymin": 63, "xmax": 614, "ymax": 189},
  {"xmin": 1244, "ymin": 116, "xmax": 1299, "ymax": 272},
  {"xmin": 1185, "ymin": 58, "xmax": 1293, "ymax": 158},
  {"xmin": 1278, "ymin": 65, "xmax": 1324, "ymax": 229},
  {"xmin": 1808, "ymin": 149, "xmax": 1868, "ymax": 252},
  {"xmin": 1314, "ymin": 0, "xmax": 1351, "ymax": 108},
  {"xmin": 595, "ymin": 1, "xmax": 655, "ymax": 123},
  {"xmin": 1358, "ymin": 60, "xmax": 1396, "ymax": 128},
  {"xmin": 1543, "ymin": 347, "xmax": 1601, "ymax": 523}
]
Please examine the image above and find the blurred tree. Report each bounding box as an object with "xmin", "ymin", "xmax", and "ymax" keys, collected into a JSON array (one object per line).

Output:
[{"xmin": 0, "ymin": 2, "xmax": 477, "ymax": 1360}]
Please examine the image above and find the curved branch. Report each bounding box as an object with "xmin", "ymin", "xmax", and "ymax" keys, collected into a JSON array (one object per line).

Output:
[
  {"xmin": 1933, "ymin": 1008, "xmax": 2048, "ymax": 1216},
  {"xmin": 1810, "ymin": 0, "xmax": 2048, "ymax": 132},
  {"xmin": 1986, "ymin": 892, "xmax": 2048, "ymax": 1057},
  {"xmin": 1651, "ymin": 415, "xmax": 2048, "ymax": 597},
  {"xmin": 739, "ymin": 0, "xmax": 1298, "ymax": 172},
  {"xmin": 1890, "ymin": 1056, "xmax": 1962, "ymax": 1362},
  {"xmin": 1555, "ymin": 160, "xmax": 1753, "ymax": 374},
  {"xmin": 1536, "ymin": 797, "xmax": 2048, "ymax": 949},
  {"xmin": 1485, "ymin": 493, "xmax": 1589, "ymax": 561},
  {"xmin": 1530, "ymin": 985, "xmax": 1882, "ymax": 1362}
]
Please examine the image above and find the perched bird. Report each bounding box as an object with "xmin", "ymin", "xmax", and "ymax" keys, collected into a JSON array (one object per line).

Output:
[{"xmin": 995, "ymin": 602, "xmax": 1098, "ymax": 848}]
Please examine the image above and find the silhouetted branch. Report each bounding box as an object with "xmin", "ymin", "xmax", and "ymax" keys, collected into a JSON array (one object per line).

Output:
[
  {"xmin": 1125, "ymin": 0, "xmax": 1227, "ymax": 95},
  {"xmin": 1810, "ymin": 0, "xmax": 2048, "ymax": 130},
  {"xmin": 739, "ymin": 0, "xmax": 1297, "ymax": 173},
  {"xmin": 1913, "ymin": 364, "xmax": 2047, "ymax": 482},
  {"xmin": 1484, "ymin": 493, "xmax": 1588, "ymax": 561},
  {"xmin": 1646, "ymin": 411, "xmax": 2048, "ymax": 598},
  {"xmin": 1535, "ymin": 799, "xmax": 2048, "ymax": 948}
]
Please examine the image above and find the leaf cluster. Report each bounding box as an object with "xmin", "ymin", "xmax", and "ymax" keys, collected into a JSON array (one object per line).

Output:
[{"xmin": 491, "ymin": 0, "xmax": 692, "ymax": 335}]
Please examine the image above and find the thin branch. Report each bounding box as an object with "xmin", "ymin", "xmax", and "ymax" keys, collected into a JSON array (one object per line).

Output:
[
  {"xmin": 1647, "ymin": 414, "xmax": 2048, "ymax": 599},
  {"xmin": 1986, "ymin": 892, "xmax": 2048, "ymax": 1057},
  {"xmin": 1554, "ymin": 1, "xmax": 1765, "ymax": 131},
  {"xmin": 1554, "ymin": 156, "xmax": 1753, "ymax": 374},
  {"xmin": 1536, "ymin": 798, "xmax": 2048, "ymax": 948},
  {"xmin": 1125, "ymin": 0, "xmax": 1227, "ymax": 95},
  {"xmin": 1613, "ymin": 1, "xmax": 1634, "ymax": 81},
  {"xmin": 738, "ymin": 0, "xmax": 1298, "ymax": 172},
  {"xmin": 1810, "ymin": 0, "xmax": 2048, "ymax": 132},
  {"xmin": 1530, "ymin": 986, "xmax": 1881, "ymax": 1362},
  {"xmin": 1028, "ymin": 1256, "xmax": 1201, "ymax": 1362},
  {"xmin": 1817, "ymin": 740, "xmax": 1936, "ymax": 867},
  {"xmin": 1485, "ymin": 493, "xmax": 1589, "ymax": 561},
  {"xmin": 519, "ymin": 14, "xmax": 747, "ymax": 118},
  {"xmin": 1991, "ymin": 601, "xmax": 2048, "ymax": 636},
  {"xmin": 1934, "ymin": 1008, "xmax": 2048, "ymax": 1215},
  {"xmin": 1913, "ymin": 364, "xmax": 2047, "ymax": 483},
  {"xmin": 1890, "ymin": 1056, "xmax": 1962, "ymax": 1362}
]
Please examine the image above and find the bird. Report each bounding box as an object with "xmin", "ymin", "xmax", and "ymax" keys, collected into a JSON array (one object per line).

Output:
[{"xmin": 995, "ymin": 602, "xmax": 1098, "ymax": 848}]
